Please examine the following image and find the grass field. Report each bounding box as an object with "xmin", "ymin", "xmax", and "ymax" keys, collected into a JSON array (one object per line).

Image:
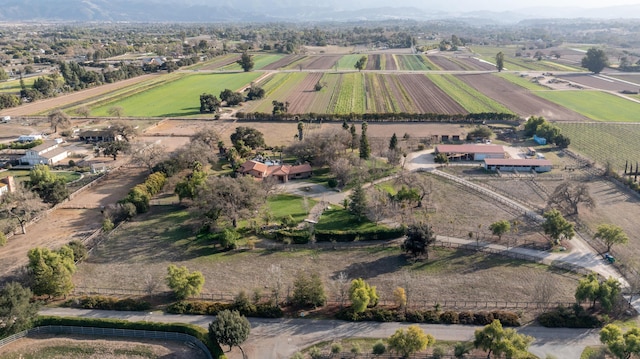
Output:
[
  {"xmin": 0, "ymin": 76, "xmax": 38, "ymax": 93},
  {"xmin": 470, "ymin": 46, "xmax": 580, "ymax": 72},
  {"xmin": 0, "ymin": 169, "xmax": 80, "ymax": 185},
  {"xmin": 535, "ymin": 90, "xmax": 640, "ymax": 122},
  {"xmin": 244, "ymin": 72, "xmax": 309, "ymax": 113},
  {"xmin": 90, "ymin": 72, "xmax": 261, "ymax": 117},
  {"xmin": 218, "ymin": 54, "xmax": 285, "ymax": 71},
  {"xmin": 427, "ymin": 74, "xmax": 513, "ymax": 113},
  {"xmin": 336, "ymin": 54, "xmax": 364, "ymax": 71},
  {"xmin": 267, "ymin": 194, "xmax": 317, "ymax": 224},
  {"xmin": 315, "ymin": 207, "xmax": 385, "ymax": 231},
  {"xmin": 555, "ymin": 122, "xmax": 640, "ymax": 170}
]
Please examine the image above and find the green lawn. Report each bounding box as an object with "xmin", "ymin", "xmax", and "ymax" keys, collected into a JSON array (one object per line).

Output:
[
  {"xmin": 316, "ymin": 207, "xmax": 382, "ymax": 231},
  {"xmin": 90, "ymin": 72, "xmax": 261, "ymax": 117},
  {"xmin": 267, "ymin": 194, "xmax": 317, "ymax": 223},
  {"xmin": 535, "ymin": 90, "xmax": 640, "ymax": 122},
  {"xmin": 0, "ymin": 170, "xmax": 79, "ymax": 184},
  {"xmin": 0, "ymin": 76, "xmax": 37, "ymax": 93},
  {"xmin": 336, "ymin": 55, "xmax": 364, "ymax": 71}
]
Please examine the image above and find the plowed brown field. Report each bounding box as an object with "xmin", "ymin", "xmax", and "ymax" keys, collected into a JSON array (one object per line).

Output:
[
  {"xmin": 557, "ymin": 73, "xmax": 640, "ymax": 92},
  {"xmin": 456, "ymin": 73, "xmax": 591, "ymax": 121},
  {"xmin": 458, "ymin": 57, "xmax": 497, "ymax": 71},
  {"xmin": 366, "ymin": 54, "xmax": 381, "ymax": 70},
  {"xmin": 299, "ymin": 55, "xmax": 341, "ymax": 70},
  {"xmin": 384, "ymin": 54, "xmax": 397, "ymax": 70},
  {"xmin": 262, "ymin": 54, "xmax": 304, "ymax": 70},
  {"xmin": 195, "ymin": 54, "xmax": 241, "ymax": 70},
  {"xmin": 397, "ymin": 74, "xmax": 466, "ymax": 114},
  {"xmin": 284, "ymin": 72, "xmax": 324, "ymax": 113},
  {"xmin": 428, "ymin": 56, "xmax": 468, "ymax": 71}
]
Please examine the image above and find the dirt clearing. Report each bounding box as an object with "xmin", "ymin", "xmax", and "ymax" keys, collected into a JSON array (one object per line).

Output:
[
  {"xmin": 0, "ymin": 335, "xmax": 206, "ymax": 359},
  {"xmin": 0, "ymin": 166, "xmax": 148, "ymax": 282}
]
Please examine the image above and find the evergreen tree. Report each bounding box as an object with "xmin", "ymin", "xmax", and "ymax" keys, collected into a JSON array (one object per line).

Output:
[
  {"xmin": 389, "ymin": 133, "xmax": 398, "ymax": 150},
  {"xmin": 359, "ymin": 122, "xmax": 370, "ymax": 160},
  {"xmin": 348, "ymin": 183, "xmax": 368, "ymax": 222}
]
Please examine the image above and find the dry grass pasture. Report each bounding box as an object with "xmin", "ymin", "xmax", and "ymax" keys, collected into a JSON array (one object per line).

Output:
[{"xmin": 0, "ymin": 335, "xmax": 206, "ymax": 359}]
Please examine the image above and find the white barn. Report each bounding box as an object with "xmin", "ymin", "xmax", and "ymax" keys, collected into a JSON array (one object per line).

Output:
[
  {"xmin": 435, "ymin": 144, "xmax": 506, "ymax": 161},
  {"xmin": 484, "ymin": 158, "xmax": 553, "ymax": 173},
  {"xmin": 21, "ymin": 140, "xmax": 69, "ymax": 167}
]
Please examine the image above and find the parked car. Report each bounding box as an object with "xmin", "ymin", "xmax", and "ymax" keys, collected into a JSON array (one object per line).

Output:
[{"xmin": 604, "ymin": 253, "xmax": 615, "ymax": 263}]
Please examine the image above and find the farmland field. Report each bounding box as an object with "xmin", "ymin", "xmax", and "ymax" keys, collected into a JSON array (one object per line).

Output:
[
  {"xmin": 333, "ymin": 72, "xmax": 366, "ymax": 113},
  {"xmin": 217, "ymin": 54, "xmax": 285, "ymax": 71},
  {"xmin": 496, "ymin": 73, "xmax": 551, "ymax": 91},
  {"xmin": 555, "ymin": 122, "xmax": 640, "ymax": 169},
  {"xmin": 336, "ymin": 54, "xmax": 365, "ymax": 71},
  {"xmin": 242, "ymin": 72, "xmax": 309, "ymax": 113},
  {"xmin": 427, "ymin": 74, "xmax": 513, "ymax": 113},
  {"xmin": 189, "ymin": 53, "xmax": 240, "ymax": 70},
  {"xmin": 394, "ymin": 54, "xmax": 436, "ymax": 71},
  {"xmin": 90, "ymin": 72, "xmax": 261, "ymax": 117},
  {"xmin": 0, "ymin": 76, "xmax": 38, "ymax": 93},
  {"xmin": 470, "ymin": 46, "xmax": 580, "ymax": 72},
  {"xmin": 535, "ymin": 90, "xmax": 640, "ymax": 122}
]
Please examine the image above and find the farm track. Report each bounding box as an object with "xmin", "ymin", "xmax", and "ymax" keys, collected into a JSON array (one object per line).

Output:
[
  {"xmin": 285, "ymin": 72, "xmax": 324, "ymax": 113},
  {"xmin": 397, "ymin": 74, "xmax": 466, "ymax": 114},
  {"xmin": 261, "ymin": 54, "xmax": 303, "ymax": 70},
  {"xmin": 456, "ymin": 73, "xmax": 591, "ymax": 121}
]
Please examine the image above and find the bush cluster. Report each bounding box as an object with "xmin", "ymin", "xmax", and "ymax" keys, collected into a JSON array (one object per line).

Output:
[
  {"xmin": 609, "ymin": 171, "xmax": 640, "ymax": 195},
  {"xmin": 336, "ymin": 308, "xmax": 520, "ymax": 326},
  {"xmin": 537, "ymin": 305, "xmax": 603, "ymax": 328},
  {"xmin": 167, "ymin": 300, "xmax": 283, "ymax": 318},
  {"xmin": 36, "ymin": 316, "xmax": 225, "ymax": 359},
  {"xmin": 121, "ymin": 172, "xmax": 166, "ymax": 214},
  {"xmin": 272, "ymin": 227, "xmax": 405, "ymax": 244},
  {"xmin": 65, "ymin": 296, "xmax": 151, "ymax": 311},
  {"xmin": 236, "ymin": 111, "xmax": 520, "ymax": 123}
]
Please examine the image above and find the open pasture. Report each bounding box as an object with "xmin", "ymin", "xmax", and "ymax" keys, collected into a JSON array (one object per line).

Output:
[
  {"xmin": 555, "ymin": 122, "xmax": 640, "ymax": 169},
  {"xmin": 0, "ymin": 76, "xmax": 38, "ymax": 94},
  {"xmin": 426, "ymin": 74, "xmax": 513, "ymax": 113},
  {"xmin": 470, "ymin": 46, "xmax": 580, "ymax": 72},
  {"xmin": 535, "ymin": 90, "xmax": 640, "ymax": 122},
  {"xmin": 90, "ymin": 72, "xmax": 260, "ymax": 117}
]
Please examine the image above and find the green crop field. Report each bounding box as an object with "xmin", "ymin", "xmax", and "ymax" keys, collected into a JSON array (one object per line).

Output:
[
  {"xmin": 428, "ymin": 74, "xmax": 512, "ymax": 113},
  {"xmin": 333, "ymin": 72, "xmax": 366, "ymax": 114},
  {"xmin": 495, "ymin": 73, "xmax": 550, "ymax": 91},
  {"xmin": 556, "ymin": 123, "xmax": 640, "ymax": 170},
  {"xmin": 395, "ymin": 55, "xmax": 434, "ymax": 71},
  {"xmin": 535, "ymin": 90, "xmax": 640, "ymax": 122},
  {"xmin": 336, "ymin": 54, "xmax": 365, "ymax": 71},
  {"xmin": 90, "ymin": 72, "xmax": 260, "ymax": 117},
  {"xmin": 471, "ymin": 46, "xmax": 580, "ymax": 72},
  {"xmin": 218, "ymin": 54, "xmax": 285, "ymax": 71},
  {"xmin": 244, "ymin": 72, "xmax": 308, "ymax": 113}
]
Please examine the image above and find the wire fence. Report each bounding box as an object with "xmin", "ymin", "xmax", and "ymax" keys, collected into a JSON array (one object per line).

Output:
[{"xmin": 0, "ymin": 326, "xmax": 212, "ymax": 359}]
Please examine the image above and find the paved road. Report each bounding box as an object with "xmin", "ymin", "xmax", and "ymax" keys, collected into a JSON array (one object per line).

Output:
[{"xmin": 40, "ymin": 308, "xmax": 599, "ymax": 359}]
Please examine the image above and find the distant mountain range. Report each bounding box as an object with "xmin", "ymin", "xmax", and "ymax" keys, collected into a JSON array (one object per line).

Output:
[{"xmin": 0, "ymin": 0, "xmax": 639, "ymax": 23}]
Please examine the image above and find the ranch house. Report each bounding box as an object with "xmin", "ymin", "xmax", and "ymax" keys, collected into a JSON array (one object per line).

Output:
[
  {"xmin": 435, "ymin": 144, "xmax": 506, "ymax": 161},
  {"xmin": 483, "ymin": 158, "xmax": 553, "ymax": 173},
  {"xmin": 78, "ymin": 129, "xmax": 122, "ymax": 143},
  {"xmin": 237, "ymin": 160, "xmax": 313, "ymax": 182},
  {"xmin": 20, "ymin": 140, "xmax": 69, "ymax": 167}
]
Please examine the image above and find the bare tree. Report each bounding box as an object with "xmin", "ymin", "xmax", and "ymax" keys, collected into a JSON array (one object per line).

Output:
[
  {"xmin": 192, "ymin": 128, "xmax": 221, "ymax": 149},
  {"xmin": 107, "ymin": 106, "xmax": 124, "ymax": 118},
  {"xmin": 532, "ymin": 275, "xmax": 557, "ymax": 307},
  {"xmin": 0, "ymin": 188, "xmax": 47, "ymax": 235},
  {"xmin": 268, "ymin": 264, "xmax": 284, "ymax": 305},
  {"xmin": 548, "ymin": 182, "xmax": 595, "ymax": 215},
  {"xmin": 131, "ymin": 141, "xmax": 167, "ymax": 171},
  {"xmin": 330, "ymin": 156, "xmax": 354, "ymax": 187},
  {"xmin": 109, "ymin": 120, "xmax": 137, "ymax": 142},
  {"xmin": 331, "ymin": 272, "xmax": 350, "ymax": 308},
  {"xmin": 367, "ymin": 186, "xmax": 391, "ymax": 224},
  {"xmin": 48, "ymin": 109, "xmax": 71, "ymax": 133},
  {"xmin": 75, "ymin": 106, "xmax": 91, "ymax": 118}
]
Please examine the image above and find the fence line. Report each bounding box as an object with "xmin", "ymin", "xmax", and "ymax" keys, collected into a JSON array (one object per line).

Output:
[{"xmin": 0, "ymin": 326, "xmax": 212, "ymax": 359}]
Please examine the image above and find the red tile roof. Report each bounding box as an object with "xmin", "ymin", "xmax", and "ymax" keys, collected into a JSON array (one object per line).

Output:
[
  {"xmin": 289, "ymin": 163, "xmax": 312, "ymax": 175},
  {"xmin": 238, "ymin": 160, "xmax": 268, "ymax": 174},
  {"xmin": 436, "ymin": 144, "xmax": 505, "ymax": 154}
]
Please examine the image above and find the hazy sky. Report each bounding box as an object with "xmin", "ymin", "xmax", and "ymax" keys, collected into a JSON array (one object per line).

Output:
[{"xmin": 349, "ymin": 0, "xmax": 640, "ymax": 10}]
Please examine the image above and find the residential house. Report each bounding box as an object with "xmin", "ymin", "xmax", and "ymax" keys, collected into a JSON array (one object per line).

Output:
[
  {"xmin": 78, "ymin": 129, "xmax": 121, "ymax": 143},
  {"xmin": 0, "ymin": 176, "xmax": 16, "ymax": 197},
  {"xmin": 21, "ymin": 140, "xmax": 68, "ymax": 167},
  {"xmin": 237, "ymin": 160, "xmax": 313, "ymax": 182}
]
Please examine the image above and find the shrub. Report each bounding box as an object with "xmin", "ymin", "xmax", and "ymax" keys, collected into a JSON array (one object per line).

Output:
[
  {"xmin": 473, "ymin": 311, "xmax": 494, "ymax": 325},
  {"xmin": 440, "ymin": 310, "xmax": 459, "ymax": 324},
  {"xmin": 70, "ymin": 296, "xmax": 151, "ymax": 311},
  {"xmin": 369, "ymin": 308, "xmax": 397, "ymax": 322},
  {"xmin": 327, "ymin": 178, "xmax": 338, "ymax": 188},
  {"xmin": 331, "ymin": 343, "xmax": 342, "ymax": 354},
  {"xmin": 538, "ymin": 305, "xmax": 602, "ymax": 328},
  {"xmin": 433, "ymin": 346, "xmax": 446, "ymax": 359},
  {"xmin": 459, "ymin": 311, "xmax": 474, "ymax": 324},
  {"xmin": 406, "ymin": 310, "xmax": 424, "ymax": 323},
  {"xmin": 309, "ymin": 347, "xmax": 322, "ymax": 359},
  {"xmin": 67, "ymin": 240, "xmax": 87, "ymax": 261},
  {"xmin": 372, "ymin": 340, "xmax": 386, "ymax": 355},
  {"xmin": 102, "ymin": 218, "xmax": 114, "ymax": 232},
  {"xmin": 0, "ymin": 232, "xmax": 6, "ymax": 246},
  {"xmin": 491, "ymin": 310, "xmax": 520, "ymax": 327}
]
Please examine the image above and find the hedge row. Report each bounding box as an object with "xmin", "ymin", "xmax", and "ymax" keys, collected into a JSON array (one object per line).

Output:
[
  {"xmin": 336, "ymin": 308, "xmax": 521, "ymax": 327},
  {"xmin": 36, "ymin": 316, "xmax": 225, "ymax": 358},
  {"xmin": 274, "ymin": 227, "xmax": 405, "ymax": 244},
  {"xmin": 537, "ymin": 305, "xmax": 603, "ymax": 328},
  {"xmin": 236, "ymin": 112, "xmax": 520, "ymax": 123},
  {"xmin": 167, "ymin": 300, "xmax": 283, "ymax": 318},
  {"xmin": 64, "ymin": 296, "xmax": 151, "ymax": 312},
  {"xmin": 121, "ymin": 171, "xmax": 166, "ymax": 214}
]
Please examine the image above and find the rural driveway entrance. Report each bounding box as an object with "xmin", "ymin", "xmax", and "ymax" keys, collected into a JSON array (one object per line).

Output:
[{"xmin": 39, "ymin": 308, "xmax": 600, "ymax": 359}]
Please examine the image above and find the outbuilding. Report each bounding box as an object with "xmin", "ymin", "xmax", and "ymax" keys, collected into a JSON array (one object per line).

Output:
[
  {"xmin": 435, "ymin": 144, "xmax": 506, "ymax": 161},
  {"xmin": 483, "ymin": 158, "xmax": 553, "ymax": 173}
]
